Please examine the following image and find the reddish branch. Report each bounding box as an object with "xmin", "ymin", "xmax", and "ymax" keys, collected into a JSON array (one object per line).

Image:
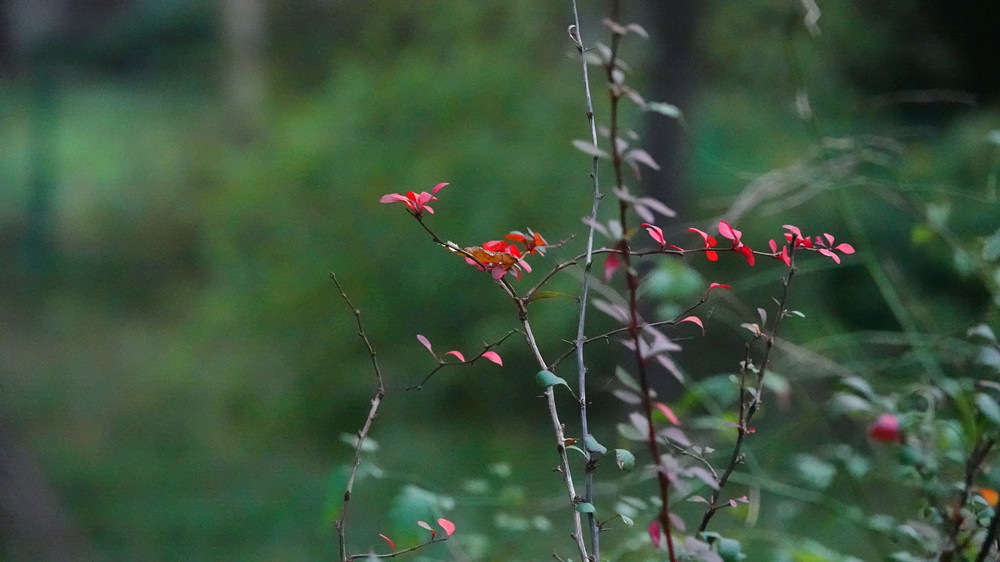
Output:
[{"xmin": 597, "ymin": 0, "xmax": 676, "ymax": 558}]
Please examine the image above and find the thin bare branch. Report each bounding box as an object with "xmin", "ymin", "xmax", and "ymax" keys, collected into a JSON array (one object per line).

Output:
[{"xmin": 330, "ymin": 272, "xmax": 388, "ymax": 562}]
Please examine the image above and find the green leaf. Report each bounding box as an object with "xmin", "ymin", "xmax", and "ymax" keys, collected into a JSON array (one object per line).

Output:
[
  {"xmin": 793, "ymin": 454, "xmax": 837, "ymax": 489},
  {"xmin": 717, "ymin": 537, "xmax": 747, "ymax": 562},
  {"xmin": 614, "ymin": 449, "xmax": 636, "ymax": 472},
  {"xmin": 575, "ymin": 502, "xmax": 596, "ymax": 514},
  {"xmin": 619, "ymin": 513, "xmax": 634, "ymax": 527},
  {"xmin": 615, "ymin": 422, "xmax": 645, "ymax": 442},
  {"xmin": 535, "ymin": 370, "xmax": 569, "ymax": 390},
  {"xmin": 583, "ymin": 434, "xmax": 607, "ymax": 455},
  {"xmin": 975, "ymin": 393, "xmax": 1000, "ymax": 426},
  {"xmin": 614, "ymin": 366, "xmax": 640, "ymax": 392}
]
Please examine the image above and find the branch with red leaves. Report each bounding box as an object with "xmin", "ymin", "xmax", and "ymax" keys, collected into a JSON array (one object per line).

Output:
[
  {"xmin": 407, "ymin": 331, "xmax": 514, "ymax": 390},
  {"xmin": 331, "ymin": 273, "xmax": 458, "ymax": 562},
  {"xmin": 379, "ymin": 189, "xmax": 591, "ymax": 561}
]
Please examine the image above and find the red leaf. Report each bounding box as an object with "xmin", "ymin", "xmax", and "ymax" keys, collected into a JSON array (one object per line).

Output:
[
  {"xmin": 379, "ymin": 193, "xmax": 408, "ymax": 204},
  {"xmin": 835, "ymin": 242, "xmax": 855, "ymax": 254},
  {"xmin": 688, "ymin": 227, "xmax": 713, "ymax": 246},
  {"xmin": 379, "ymin": 533, "xmax": 395, "ymax": 550},
  {"xmin": 641, "ymin": 223, "xmax": 666, "ymax": 246},
  {"xmin": 718, "ymin": 220, "xmax": 739, "ymax": 241},
  {"xmin": 778, "ymin": 246, "xmax": 791, "ymax": 266},
  {"xmin": 505, "ymin": 231, "xmax": 527, "ymax": 244},
  {"xmin": 648, "ymin": 520, "xmax": 662, "ymax": 548},
  {"xmin": 707, "ymin": 282, "xmax": 731, "ymax": 293},
  {"xmin": 655, "ymin": 402, "xmax": 682, "ymax": 425},
  {"xmin": 431, "ymin": 182, "xmax": 448, "ymax": 194},
  {"xmin": 679, "ymin": 315, "xmax": 704, "ymax": 334},
  {"xmin": 437, "ymin": 518, "xmax": 456, "ymax": 537},
  {"xmin": 604, "ymin": 253, "xmax": 620, "ymax": 282},
  {"xmin": 481, "ymin": 351, "xmax": 503, "ymax": 366},
  {"xmin": 445, "ymin": 350, "xmax": 466, "ymax": 362},
  {"xmin": 819, "ymin": 248, "xmax": 841, "ymax": 264}
]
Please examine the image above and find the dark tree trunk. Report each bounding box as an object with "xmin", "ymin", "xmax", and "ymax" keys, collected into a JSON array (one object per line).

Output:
[
  {"xmin": 640, "ymin": 0, "xmax": 704, "ymax": 230},
  {"xmin": 0, "ymin": 420, "xmax": 92, "ymax": 561}
]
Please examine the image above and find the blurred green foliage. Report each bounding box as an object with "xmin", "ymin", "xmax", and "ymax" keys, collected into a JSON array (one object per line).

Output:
[{"xmin": 2, "ymin": 0, "xmax": 998, "ymax": 560}]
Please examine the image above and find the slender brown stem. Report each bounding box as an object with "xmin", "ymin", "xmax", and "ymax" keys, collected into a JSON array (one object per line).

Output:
[
  {"xmin": 330, "ymin": 273, "xmax": 387, "ymax": 562},
  {"xmin": 698, "ymin": 250, "xmax": 798, "ymax": 533},
  {"xmin": 407, "ymin": 330, "xmax": 518, "ymax": 390},
  {"xmin": 345, "ymin": 536, "xmax": 451, "ymax": 561},
  {"xmin": 519, "ymin": 302, "xmax": 590, "ymax": 560}
]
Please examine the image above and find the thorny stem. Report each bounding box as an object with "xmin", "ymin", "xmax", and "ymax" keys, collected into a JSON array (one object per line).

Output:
[
  {"xmin": 330, "ymin": 273, "xmax": 387, "ymax": 562},
  {"xmin": 698, "ymin": 249, "xmax": 798, "ymax": 532},
  {"xmin": 520, "ymin": 305, "xmax": 590, "ymax": 561},
  {"xmin": 597, "ymin": 0, "xmax": 676, "ymax": 558},
  {"xmin": 570, "ymin": 0, "xmax": 603, "ymax": 556}
]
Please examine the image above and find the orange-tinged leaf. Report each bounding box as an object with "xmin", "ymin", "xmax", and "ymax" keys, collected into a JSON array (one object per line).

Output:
[
  {"xmin": 465, "ymin": 246, "xmax": 517, "ymax": 269},
  {"xmin": 978, "ymin": 487, "xmax": 999, "ymax": 507}
]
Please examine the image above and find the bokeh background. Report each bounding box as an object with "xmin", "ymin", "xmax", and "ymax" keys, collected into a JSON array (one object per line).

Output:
[{"xmin": 2, "ymin": 1, "xmax": 999, "ymax": 560}]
